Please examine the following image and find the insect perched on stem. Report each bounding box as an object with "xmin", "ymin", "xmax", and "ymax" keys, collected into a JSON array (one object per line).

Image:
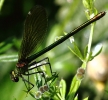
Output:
[{"xmin": 10, "ymin": 5, "xmax": 106, "ymax": 92}]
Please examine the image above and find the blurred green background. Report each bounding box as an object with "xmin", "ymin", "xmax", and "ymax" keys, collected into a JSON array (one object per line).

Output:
[{"xmin": 0, "ymin": 0, "xmax": 108, "ymax": 100}]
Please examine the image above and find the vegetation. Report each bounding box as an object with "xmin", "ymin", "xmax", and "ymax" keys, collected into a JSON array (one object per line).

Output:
[{"xmin": 0, "ymin": 0, "xmax": 108, "ymax": 100}]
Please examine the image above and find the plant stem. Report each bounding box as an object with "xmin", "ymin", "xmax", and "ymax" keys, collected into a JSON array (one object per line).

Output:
[{"xmin": 86, "ymin": 23, "xmax": 95, "ymax": 62}]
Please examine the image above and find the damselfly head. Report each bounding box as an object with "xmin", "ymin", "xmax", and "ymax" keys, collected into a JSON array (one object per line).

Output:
[{"xmin": 10, "ymin": 70, "xmax": 19, "ymax": 82}]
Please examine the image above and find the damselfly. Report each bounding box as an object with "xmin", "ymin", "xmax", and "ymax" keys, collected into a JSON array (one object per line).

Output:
[{"xmin": 10, "ymin": 5, "xmax": 105, "ymax": 92}]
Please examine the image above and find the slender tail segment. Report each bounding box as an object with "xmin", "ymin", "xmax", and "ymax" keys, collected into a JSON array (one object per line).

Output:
[
  {"xmin": 71, "ymin": 11, "xmax": 106, "ymax": 34},
  {"xmin": 91, "ymin": 12, "xmax": 106, "ymax": 21},
  {"xmin": 28, "ymin": 11, "xmax": 106, "ymax": 62}
]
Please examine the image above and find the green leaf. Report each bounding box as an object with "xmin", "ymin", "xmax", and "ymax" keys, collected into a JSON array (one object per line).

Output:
[
  {"xmin": 82, "ymin": 0, "xmax": 90, "ymax": 9},
  {"xmin": 59, "ymin": 79, "xmax": 66, "ymax": 100},
  {"xmin": 93, "ymin": 46, "xmax": 103, "ymax": 58},
  {"xmin": 66, "ymin": 76, "xmax": 81, "ymax": 100},
  {"xmin": 0, "ymin": 0, "xmax": 5, "ymax": 11},
  {"xmin": 88, "ymin": 45, "xmax": 103, "ymax": 61},
  {"xmin": 83, "ymin": 97, "xmax": 89, "ymax": 100},
  {"xmin": 74, "ymin": 94, "xmax": 78, "ymax": 100},
  {"xmin": 68, "ymin": 41, "xmax": 84, "ymax": 62},
  {"xmin": 0, "ymin": 42, "xmax": 13, "ymax": 53},
  {"xmin": 0, "ymin": 54, "xmax": 18, "ymax": 62},
  {"xmin": 82, "ymin": 0, "xmax": 95, "ymax": 10},
  {"xmin": 83, "ymin": 0, "xmax": 98, "ymax": 19}
]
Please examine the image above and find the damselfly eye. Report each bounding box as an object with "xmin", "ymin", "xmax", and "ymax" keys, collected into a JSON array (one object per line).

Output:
[
  {"xmin": 11, "ymin": 76, "xmax": 19, "ymax": 82},
  {"xmin": 10, "ymin": 70, "xmax": 19, "ymax": 82}
]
